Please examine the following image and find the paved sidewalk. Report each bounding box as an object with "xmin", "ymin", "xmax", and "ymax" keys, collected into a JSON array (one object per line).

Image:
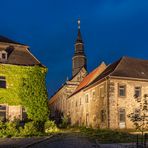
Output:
[
  {"xmin": 98, "ymin": 143, "xmax": 136, "ymax": 148},
  {"xmin": 0, "ymin": 136, "xmax": 52, "ymax": 148}
]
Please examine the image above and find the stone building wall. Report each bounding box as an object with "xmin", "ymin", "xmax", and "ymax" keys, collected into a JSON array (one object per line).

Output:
[
  {"xmin": 108, "ymin": 78, "xmax": 148, "ymax": 129},
  {"xmin": 66, "ymin": 77, "xmax": 148, "ymax": 129},
  {"xmin": 67, "ymin": 80, "xmax": 108, "ymax": 128},
  {"xmin": 49, "ymin": 68, "xmax": 87, "ymax": 122}
]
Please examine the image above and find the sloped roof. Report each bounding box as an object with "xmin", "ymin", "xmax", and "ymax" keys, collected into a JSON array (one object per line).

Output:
[
  {"xmin": 0, "ymin": 36, "xmax": 43, "ymax": 66},
  {"xmin": 50, "ymin": 66, "xmax": 87, "ymax": 99},
  {"xmin": 91, "ymin": 56, "xmax": 148, "ymax": 85},
  {"xmin": 71, "ymin": 62, "xmax": 107, "ymax": 96},
  {"xmin": 0, "ymin": 35, "xmax": 24, "ymax": 45}
]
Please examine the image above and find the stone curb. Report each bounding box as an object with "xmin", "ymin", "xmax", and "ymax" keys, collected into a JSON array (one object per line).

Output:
[{"xmin": 21, "ymin": 135, "xmax": 53, "ymax": 148}]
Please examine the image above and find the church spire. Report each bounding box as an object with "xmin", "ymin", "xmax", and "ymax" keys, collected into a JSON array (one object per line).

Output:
[
  {"xmin": 72, "ymin": 19, "xmax": 87, "ymax": 76},
  {"xmin": 76, "ymin": 19, "xmax": 83, "ymax": 43}
]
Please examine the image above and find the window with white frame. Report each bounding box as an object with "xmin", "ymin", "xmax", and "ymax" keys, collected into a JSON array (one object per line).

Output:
[
  {"xmin": 119, "ymin": 108, "xmax": 126, "ymax": 122},
  {"xmin": 118, "ymin": 84, "xmax": 126, "ymax": 97},
  {"xmin": 134, "ymin": 87, "xmax": 141, "ymax": 98}
]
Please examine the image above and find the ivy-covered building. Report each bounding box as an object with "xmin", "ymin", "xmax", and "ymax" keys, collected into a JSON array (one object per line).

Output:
[{"xmin": 0, "ymin": 35, "xmax": 49, "ymax": 121}]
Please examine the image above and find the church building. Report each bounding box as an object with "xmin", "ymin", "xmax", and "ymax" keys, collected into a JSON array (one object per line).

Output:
[
  {"xmin": 49, "ymin": 20, "xmax": 148, "ymax": 129},
  {"xmin": 49, "ymin": 19, "xmax": 87, "ymax": 123}
]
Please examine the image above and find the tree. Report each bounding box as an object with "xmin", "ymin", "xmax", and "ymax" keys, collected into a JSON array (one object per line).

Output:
[{"xmin": 128, "ymin": 94, "xmax": 148, "ymax": 146}]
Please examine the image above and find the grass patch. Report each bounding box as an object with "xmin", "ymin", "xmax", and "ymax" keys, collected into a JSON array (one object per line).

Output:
[{"xmin": 79, "ymin": 127, "xmax": 137, "ymax": 143}]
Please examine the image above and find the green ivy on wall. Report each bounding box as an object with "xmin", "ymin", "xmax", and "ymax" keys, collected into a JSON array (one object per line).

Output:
[{"xmin": 0, "ymin": 64, "xmax": 49, "ymax": 122}]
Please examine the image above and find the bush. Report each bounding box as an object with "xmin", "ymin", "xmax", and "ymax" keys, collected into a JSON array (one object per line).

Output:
[
  {"xmin": 0, "ymin": 121, "xmax": 19, "ymax": 138},
  {"xmin": 5, "ymin": 122, "xmax": 19, "ymax": 137},
  {"xmin": 0, "ymin": 120, "xmax": 5, "ymax": 129},
  {"xmin": 59, "ymin": 116, "xmax": 69, "ymax": 128},
  {"xmin": 20, "ymin": 121, "xmax": 42, "ymax": 137},
  {"xmin": 0, "ymin": 120, "xmax": 60, "ymax": 137},
  {"xmin": 44, "ymin": 120, "xmax": 59, "ymax": 134}
]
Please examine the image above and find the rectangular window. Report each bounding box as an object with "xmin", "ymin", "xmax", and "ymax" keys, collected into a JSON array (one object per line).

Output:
[
  {"xmin": 119, "ymin": 108, "xmax": 126, "ymax": 122},
  {"xmin": 134, "ymin": 87, "xmax": 141, "ymax": 98},
  {"xmin": 80, "ymin": 98, "xmax": 81, "ymax": 105},
  {"xmin": 85, "ymin": 94, "xmax": 89, "ymax": 103},
  {"xmin": 92, "ymin": 90, "xmax": 95, "ymax": 100},
  {"xmin": 86, "ymin": 113, "xmax": 89, "ymax": 126},
  {"xmin": 100, "ymin": 87, "xmax": 104, "ymax": 98},
  {"xmin": 100, "ymin": 110, "xmax": 106, "ymax": 122},
  {"xmin": 0, "ymin": 105, "xmax": 6, "ymax": 121},
  {"xmin": 118, "ymin": 85, "xmax": 126, "ymax": 97},
  {"xmin": 0, "ymin": 76, "xmax": 6, "ymax": 88}
]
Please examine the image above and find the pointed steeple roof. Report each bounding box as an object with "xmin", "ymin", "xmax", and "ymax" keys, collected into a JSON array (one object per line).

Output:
[{"xmin": 75, "ymin": 19, "xmax": 83, "ymax": 43}]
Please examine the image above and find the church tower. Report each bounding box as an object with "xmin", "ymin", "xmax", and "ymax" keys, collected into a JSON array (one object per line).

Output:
[{"xmin": 72, "ymin": 19, "xmax": 87, "ymax": 76}]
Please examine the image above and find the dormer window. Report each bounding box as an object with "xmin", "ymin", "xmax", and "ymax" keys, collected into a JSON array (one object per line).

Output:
[
  {"xmin": 0, "ymin": 50, "xmax": 7, "ymax": 61},
  {"xmin": 2, "ymin": 53, "xmax": 6, "ymax": 59}
]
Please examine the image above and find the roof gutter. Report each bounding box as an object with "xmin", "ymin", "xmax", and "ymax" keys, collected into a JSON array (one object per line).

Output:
[{"xmin": 109, "ymin": 76, "xmax": 148, "ymax": 82}]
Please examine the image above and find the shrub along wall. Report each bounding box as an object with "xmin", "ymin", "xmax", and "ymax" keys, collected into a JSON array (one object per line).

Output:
[{"xmin": 0, "ymin": 64, "xmax": 49, "ymax": 122}]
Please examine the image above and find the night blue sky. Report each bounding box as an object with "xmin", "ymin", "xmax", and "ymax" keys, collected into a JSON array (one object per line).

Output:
[{"xmin": 0, "ymin": 0, "xmax": 148, "ymax": 97}]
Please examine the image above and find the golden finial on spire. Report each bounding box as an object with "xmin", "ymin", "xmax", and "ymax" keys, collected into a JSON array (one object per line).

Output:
[{"xmin": 77, "ymin": 18, "xmax": 80, "ymax": 29}]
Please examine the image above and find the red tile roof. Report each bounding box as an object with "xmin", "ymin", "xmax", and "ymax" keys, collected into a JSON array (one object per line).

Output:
[{"xmin": 73, "ymin": 62, "xmax": 107, "ymax": 95}]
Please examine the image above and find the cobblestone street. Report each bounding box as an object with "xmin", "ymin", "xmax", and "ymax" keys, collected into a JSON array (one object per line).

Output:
[
  {"xmin": 29, "ymin": 133, "xmax": 98, "ymax": 148},
  {"xmin": 0, "ymin": 133, "xmax": 140, "ymax": 148}
]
